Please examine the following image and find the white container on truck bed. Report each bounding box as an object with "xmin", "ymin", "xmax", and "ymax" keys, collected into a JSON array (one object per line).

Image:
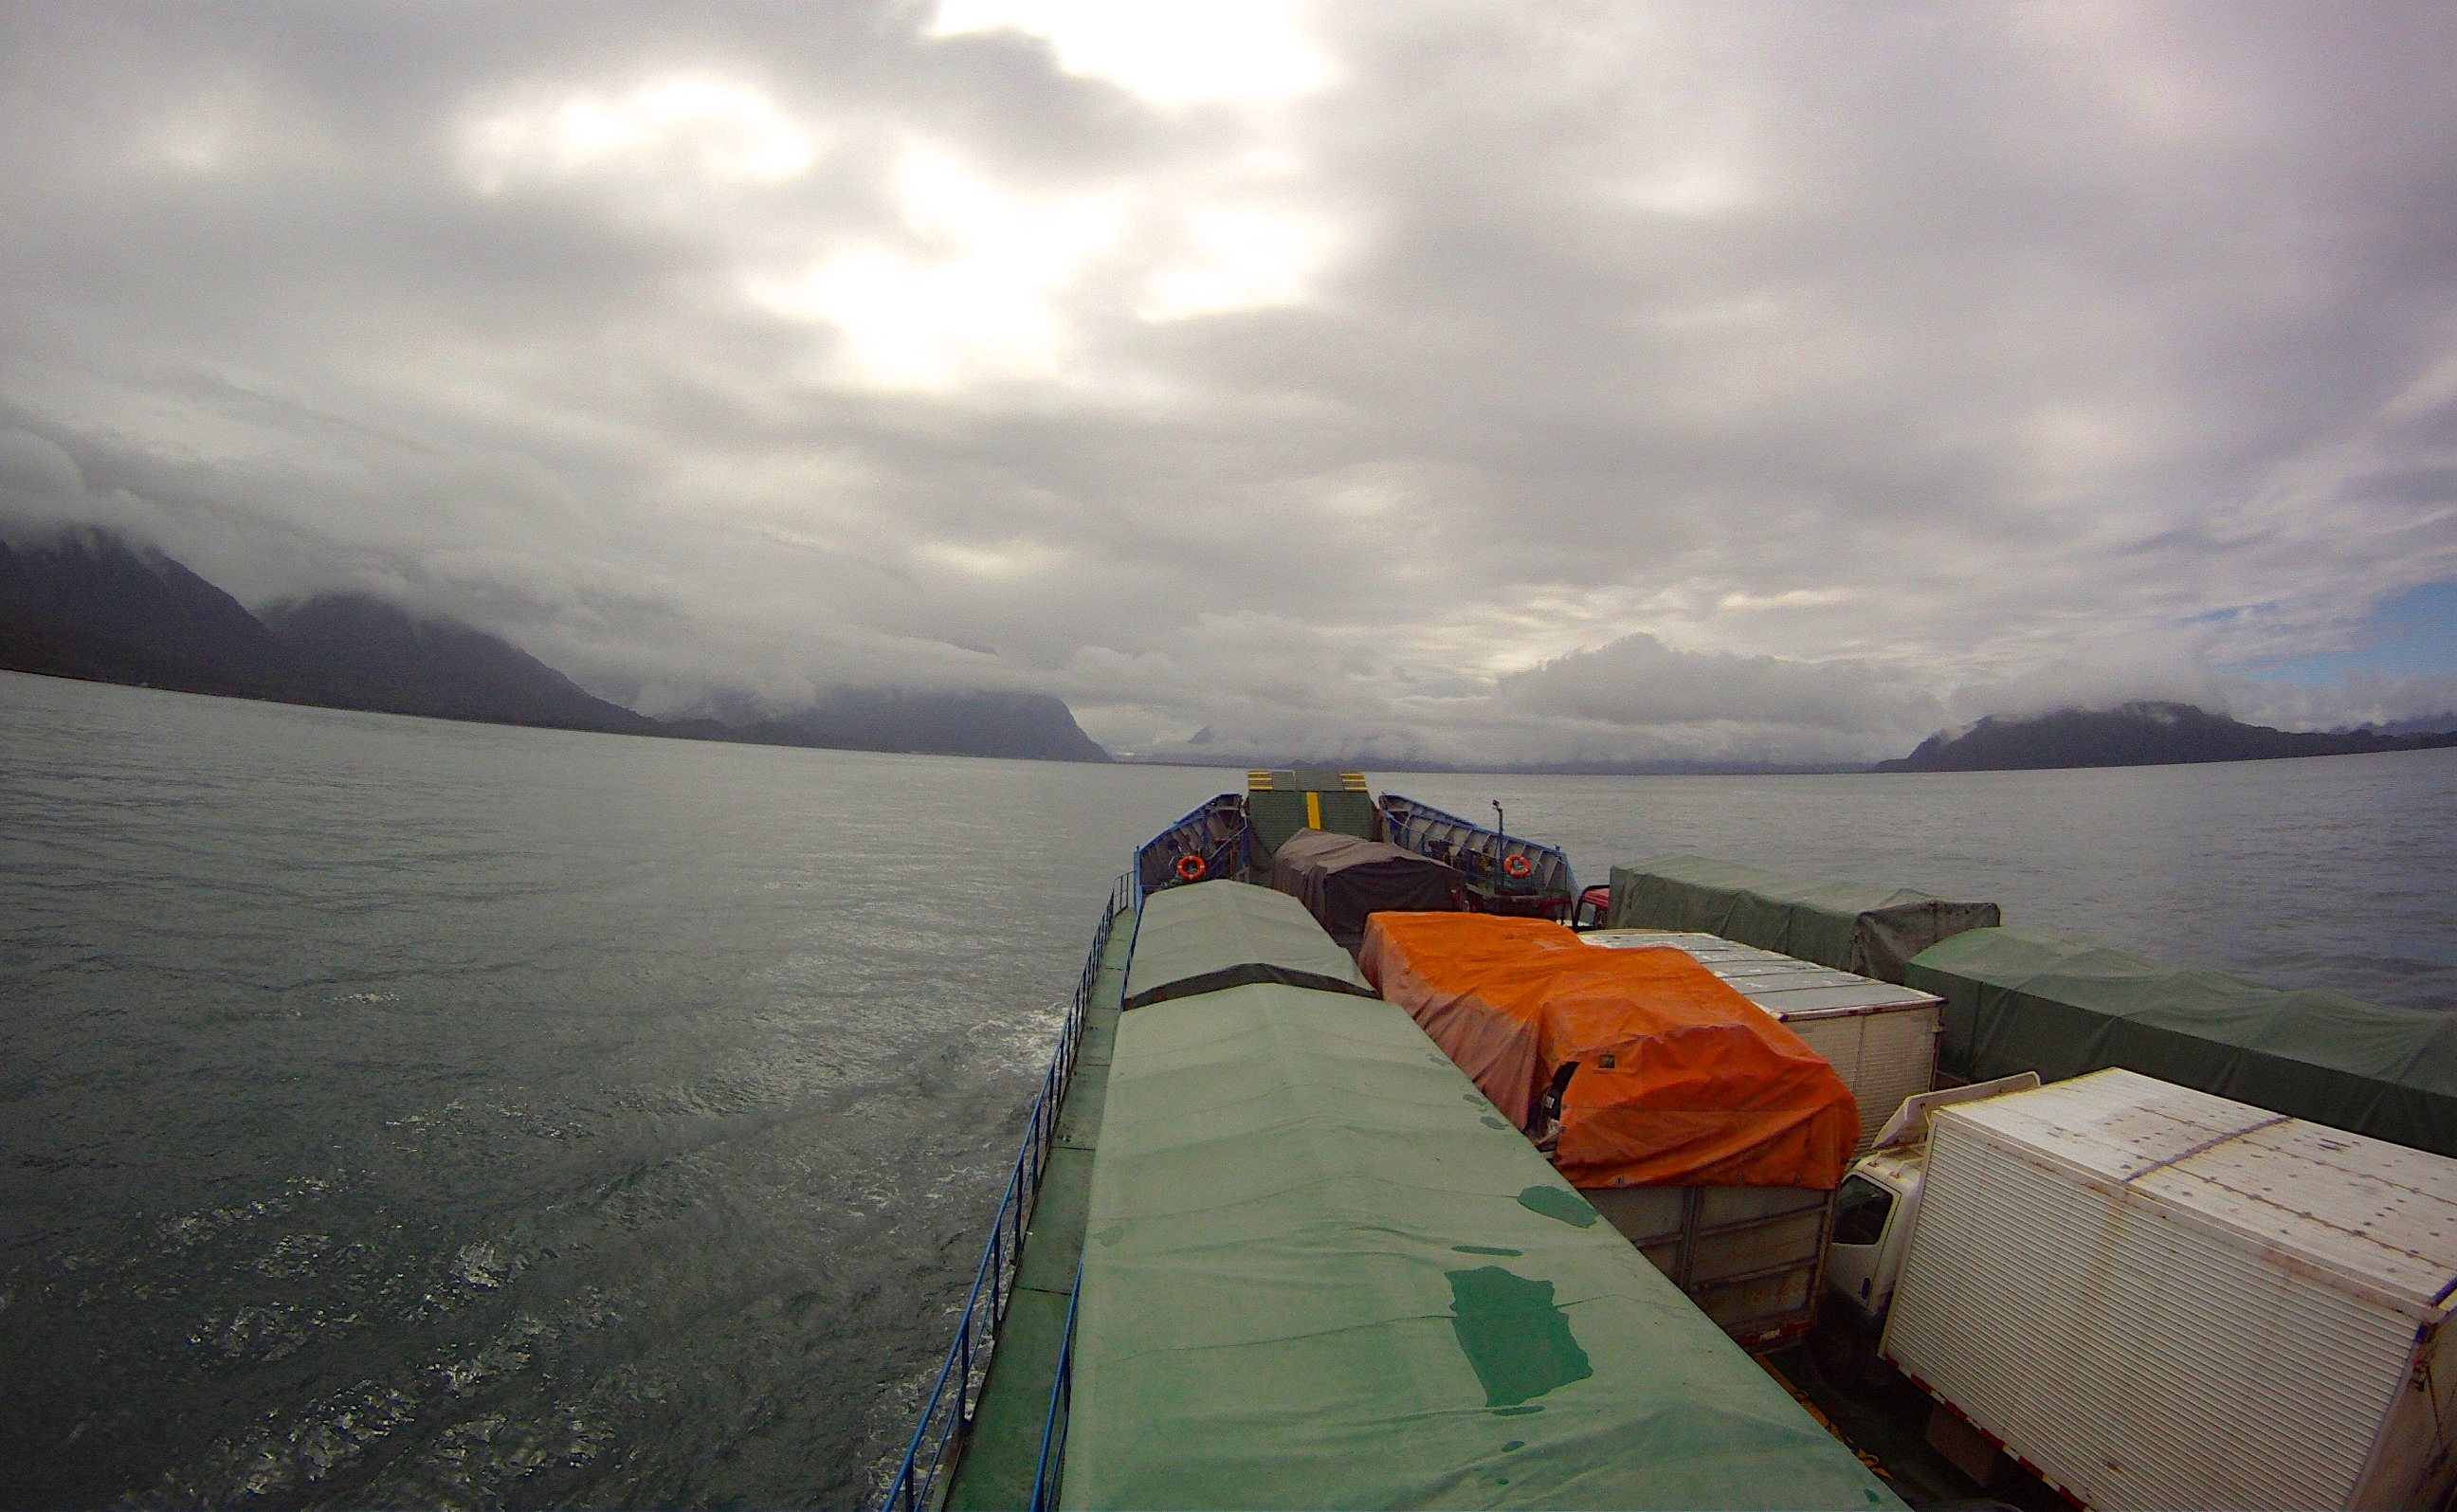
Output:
[
  {"xmin": 1584, "ymin": 929, "xmax": 1940, "ymax": 1154},
  {"xmin": 1882, "ymin": 1066, "xmax": 2457, "ymax": 1511}
]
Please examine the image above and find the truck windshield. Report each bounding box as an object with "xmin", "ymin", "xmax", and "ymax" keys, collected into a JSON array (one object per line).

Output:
[{"xmin": 1830, "ymin": 1174, "xmax": 1893, "ymax": 1248}]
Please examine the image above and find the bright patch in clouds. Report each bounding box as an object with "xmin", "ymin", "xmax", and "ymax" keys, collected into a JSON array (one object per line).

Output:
[
  {"xmin": 751, "ymin": 138, "xmax": 1338, "ymax": 390},
  {"xmin": 919, "ymin": 537, "xmax": 1067, "ymax": 580},
  {"xmin": 930, "ymin": 0, "xmax": 1334, "ymax": 107},
  {"xmin": 464, "ymin": 76, "xmax": 819, "ymax": 191},
  {"xmin": 1138, "ymin": 205, "xmax": 1337, "ymax": 321},
  {"xmin": 749, "ymin": 143, "xmax": 1124, "ymax": 389}
]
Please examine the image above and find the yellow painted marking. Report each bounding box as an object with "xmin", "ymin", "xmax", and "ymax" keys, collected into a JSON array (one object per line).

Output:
[
  {"xmin": 1757, "ymin": 1357, "xmax": 1895, "ymax": 1482},
  {"xmin": 1304, "ymin": 791, "xmax": 1322, "ymax": 829}
]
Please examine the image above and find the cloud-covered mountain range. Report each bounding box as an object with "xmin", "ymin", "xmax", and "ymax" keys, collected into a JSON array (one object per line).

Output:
[
  {"xmin": 2, "ymin": 3, "xmax": 2453, "ymax": 765},
  {"xmin": 0, "ymin": 527, "xmax": 1110, "ymax": 760}
]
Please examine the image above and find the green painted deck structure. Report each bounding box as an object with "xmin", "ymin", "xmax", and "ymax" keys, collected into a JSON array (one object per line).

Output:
[{"xmin": 941, "ymin": 902, "xmax": 1134, "ymax": 1510}]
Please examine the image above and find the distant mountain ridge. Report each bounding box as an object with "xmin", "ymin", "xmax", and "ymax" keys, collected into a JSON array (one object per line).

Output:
[
  {"xmin": 0, "ymin": 527, "xmax": 308, "ymax": 700},
  {"xmin": 743, "ymin": 688, "xmax": 1111, "ymax": 762},
  {"xmin": 263, "ymin": 594, "xmax": 660, "ymax": 735},
  {"xmin": 0, "ymin": 528, "xmax": 1112, "ymax": 762},
  {"xmin": 1875, "ymin": 701, "xmax": 2457, "ymax": 773}
]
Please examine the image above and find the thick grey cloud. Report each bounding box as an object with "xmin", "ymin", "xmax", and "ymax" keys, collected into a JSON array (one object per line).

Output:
[{"xmin": 3, "ymin": 1, "xmax": 2453, "ymax": 762}]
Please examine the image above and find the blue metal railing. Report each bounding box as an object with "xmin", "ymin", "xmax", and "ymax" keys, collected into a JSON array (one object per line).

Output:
[
  {"xmin": 1131, "ymin": 793, "xmax": 1248, "ymax": 902},
  {"xmin": 876, "ymin": 871, "xmax": 1133, "ymax": 1512},
  {"xmin": 1027, "ymin": 1266, "xmax": 1083, "ymax": 1509},
  {"xmin": 1378, "ymin": 792, "xmax": 1577, "ymax": 908}
]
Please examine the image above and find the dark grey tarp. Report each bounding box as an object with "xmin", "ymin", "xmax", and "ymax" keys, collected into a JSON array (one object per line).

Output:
[
  {"xmin": 1121, "ymin": 880, "xmax": 1375, "ymax": 1011},
  {"xmin": 1270, "ymin": 828, "xmax": 1462, "ymax": 949},
  {"xmin": 1907, "ymin": 926, "xmax": 2457, "ymax": 1158},
  {"xmin": 1607, "ymin": 855, "xmax": 2000, "ymax": 984}
]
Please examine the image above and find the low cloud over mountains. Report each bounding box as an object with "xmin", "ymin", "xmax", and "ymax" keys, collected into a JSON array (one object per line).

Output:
[{"xmin": 0, "ymin": 527, "xmax": 1110, "ymax": 761}]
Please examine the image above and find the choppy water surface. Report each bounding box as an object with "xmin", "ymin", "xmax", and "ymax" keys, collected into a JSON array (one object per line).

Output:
[{"xmin": 2, "ymin": 670, "xmax": 2449, "ymax": 1508}]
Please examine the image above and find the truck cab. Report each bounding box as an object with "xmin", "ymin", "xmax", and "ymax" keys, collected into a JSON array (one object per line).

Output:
[
  {"xmin": 1824, "ymin": 1146, "xmax": 1925, "ymax": 1323},
  {"xmin": 1824, "ymin": 1073, "xmax": 2041, "ymax": 1328}
]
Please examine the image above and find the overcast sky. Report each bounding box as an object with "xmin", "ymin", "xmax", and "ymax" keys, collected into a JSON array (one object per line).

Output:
[{"xmin": 4, "ymin": 1, "xmax": 2454, "ymax": 764}]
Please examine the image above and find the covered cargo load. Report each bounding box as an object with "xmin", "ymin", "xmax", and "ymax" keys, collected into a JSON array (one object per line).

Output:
[
  {"xmin": 1586, "ymin": 930, "xmax": 1940, "ymax": 1156},
  {"xmin": 1884, "ymin": 1067, "xmax": 2457, "ymax": 1511},
  {"xmin": 1269, "ymin": 827, "xmax": 1463, "ymax": 949},
  {"xmin": 1906, "ymin": 925, "xmax": 2457, "ymax": 1158},
  {"xmin": 1362, "ymin": 914, "xmax": 1861, "ymax": 1345},
  {"xmin": 1359, "ymin": 914, "xmax": 1859, "ymax": 1191},
  {"xmin": 1121, "ymin": 880, "xmax": 1374, "ymax": 1011},
  {"xmin": 1065, "ymin": 975, "xmax": 1905, "ymax": 1511},
  {"xmin": 1607, "ymin": 855, "xmax": 1998, "ymax": 984}
]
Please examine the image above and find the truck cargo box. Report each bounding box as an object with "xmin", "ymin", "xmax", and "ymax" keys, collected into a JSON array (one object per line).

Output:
[
  {"xmin": 1068, "ymin": 981, "xmax": 1902, "ymax": 1507},
  {"xmin": 1884, "ymin": 1067, "xmax": 2457, "ymax": 1511},
  {"xmin": 1268, "ymin": 827, "xmax": 1462, "ymax": 950},
  {"xmin": 1585, "ymin": 1184, "xmax": 1833, "ymax": 1348},
  {"xmin": 1361, "ymin": 913, "xmax": 1860, "ymax": 1348},
  {"xmin": 1120, "ymin": 879, "xmax": 1374, "ymax": 1011},
  {"xmin": 1586, "ymin": 930, "xmax": 1940, "ymax": 1155},
  {"xmin": 1905, "ymin": 924, "xmax": 2457, "ymax": 1159},
  {"xmin": 1606, "ymin": 855, "xmax": 1998, "ymax": 983}
]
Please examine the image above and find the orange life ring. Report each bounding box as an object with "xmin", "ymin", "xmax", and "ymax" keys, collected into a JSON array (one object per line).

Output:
[
  {"xmin": 1174, "ymin": 853, "xmax": 1208, "ymax": 883},
  {"xmin": 1502, "ymin": 853, "xmax": 1534, "ymax": 879}
]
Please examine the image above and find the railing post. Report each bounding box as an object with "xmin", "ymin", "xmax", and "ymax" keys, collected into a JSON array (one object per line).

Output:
[{"xmin": 1029, "ymin": 1265, "xmax": 1084, "ymax": 1511}]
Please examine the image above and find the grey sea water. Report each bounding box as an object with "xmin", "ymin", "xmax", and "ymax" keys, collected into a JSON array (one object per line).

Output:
[{"xmin": 2, "ymin": 669, "xmax": 2450, "ymax": 1508}]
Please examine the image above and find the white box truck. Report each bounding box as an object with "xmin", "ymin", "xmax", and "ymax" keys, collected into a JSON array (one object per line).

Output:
[{"xmin": 1825, "ymin": 1067, "xmax": 2457, "ymax": 1511}]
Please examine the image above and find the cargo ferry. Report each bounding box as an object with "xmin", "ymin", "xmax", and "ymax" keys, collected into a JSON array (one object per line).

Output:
[{"xmin": 878, "ymin": 770, "xmax": 2457, "ymax": 1511}]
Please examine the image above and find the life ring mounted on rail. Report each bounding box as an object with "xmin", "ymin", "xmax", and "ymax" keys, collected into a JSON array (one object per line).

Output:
[
  {"xmin": 1174, "ymin": 853, "xmax": 1209, "ymax": 883},
  {"xmin": 1502, "ymin": 852, "xmax": 1535, "ymax": 880}
]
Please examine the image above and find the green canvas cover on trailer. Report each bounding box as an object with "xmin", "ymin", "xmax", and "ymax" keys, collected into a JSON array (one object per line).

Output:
[
  {"xmin": 1907, "ymin": 927, "xmax": 2457, "ymax": 1159},
  {"xmin": 1121, "ymin": 880, "xmax": 1375, "ymax": 1011},
  {"xmin": 1608, "ymin": 855, "xmax": 1999, "ymax": 984},
  {"xmin": 1063, "ymin": 977, "xmax": 1905, "ymax": 1511}
]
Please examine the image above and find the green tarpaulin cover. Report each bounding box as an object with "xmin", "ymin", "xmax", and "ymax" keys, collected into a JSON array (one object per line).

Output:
[
  {"xmin": 1608, "ymin": 855, "xmax": 1999, "ymax": 984},
  {"xmin": 1122, "ymin": 880, "xmax": 1376, "ymax": 1011},
  {"xmin": 1907, "ymin": 927, "xmax": 2457, "ymax": 1158},
  {"xmin": 1064, "ymin": 977, "xmax": 1904, "ymax": 1511}
]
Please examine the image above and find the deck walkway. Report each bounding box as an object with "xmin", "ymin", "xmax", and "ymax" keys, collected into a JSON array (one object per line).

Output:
[{"xmin": 942, "ymin": 904, "xmax": 1135, "ymax": 1510}]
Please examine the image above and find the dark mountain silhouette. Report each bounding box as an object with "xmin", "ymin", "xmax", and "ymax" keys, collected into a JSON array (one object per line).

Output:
[
  {"xmin": 742, "ymin": 687, "xmax": 1113, "ymax": 762},
  {"xmin": 263, "ymin": 594, "xmax": 658, "ymax": 735},
  {"xmin": 0, "ymin": 529, "xmax": 318, "ymax": 700},
  {"xmin": 0, "ymin": 527, "xmax": 1114, "ymax": 761},
  {"xmin": 1875, "ymin": 701, "xmax": 2457, "ymax": 773}
]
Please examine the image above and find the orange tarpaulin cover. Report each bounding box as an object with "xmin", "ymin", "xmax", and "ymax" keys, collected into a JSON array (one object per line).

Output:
[{"xmin": 1359, "ymin": 913, "xmax": 1859, "ymax": 1190}]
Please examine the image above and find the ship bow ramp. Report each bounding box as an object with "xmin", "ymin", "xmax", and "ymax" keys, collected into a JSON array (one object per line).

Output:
[{"xmin": 1064, "ymin": 882, "xmax": 1900, "ymax": 1511}]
